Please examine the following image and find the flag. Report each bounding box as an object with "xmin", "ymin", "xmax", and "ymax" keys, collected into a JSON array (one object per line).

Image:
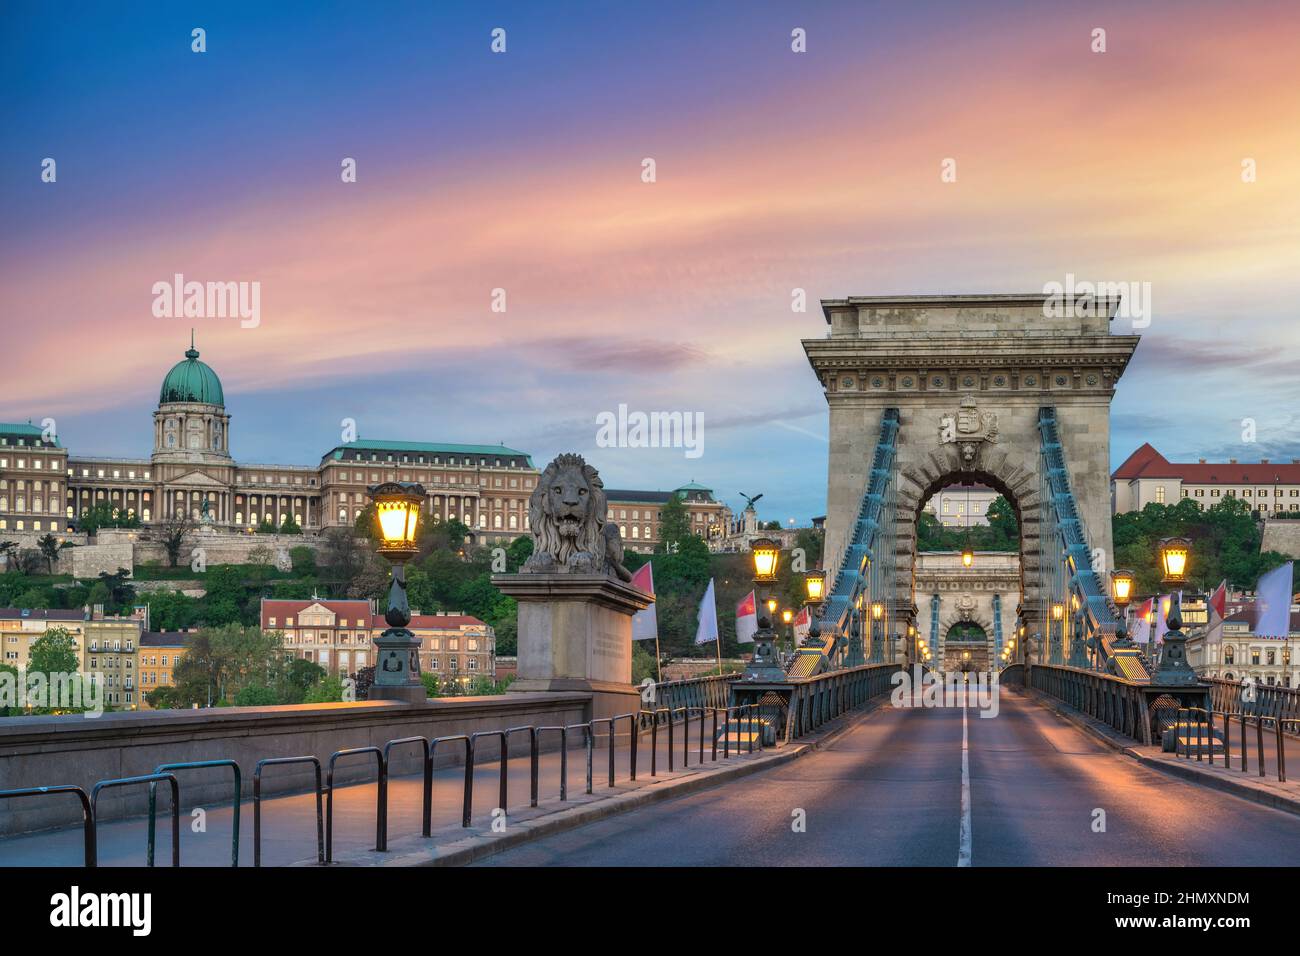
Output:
[
  {"xmin": 694, "ymin": 578, "xmax": 720, "ymax": 646},
  {"xmin": 1155, "ymin": 594, "xmax": 1172, "ymax": 645},
  {"xmin": 1131, "ymin": 597, "xmax": 1154, "ymax": 644},
  {"xmin": 630, "ymin": 563, "xmax": 658, "ymax": 642},
  {"xmin": 1254, "ymin": 562, "xmax": 1294, "ymax": 639},
  {"xmin": 1206, "ymin": 579, "xmax": 1227, "ymax": 647},
  {"xmin": 794, "ymin": 606, "xmax": 811, "ymax": 642},
  {"xmin": 734, "ymin": 589, "xmax": 758, "ymax": 644}
]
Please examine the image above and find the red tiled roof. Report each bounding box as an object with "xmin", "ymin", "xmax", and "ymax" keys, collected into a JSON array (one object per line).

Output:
[
  {"xmin": 369, "ymin": 614, "xmax": 486, "ymax": 629},
  {"xmin": 260, "ymin": 599, "xmax": 371, "ymax": 624},
  {"xmin": 1112, "ymin": 444, "xmax": 1300, "ymax": 483}
]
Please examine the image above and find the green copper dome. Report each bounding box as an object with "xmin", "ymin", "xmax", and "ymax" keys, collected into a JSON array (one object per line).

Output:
[{"xmin": 160, "ymin": 343, "xmax": 224, "ymax": 406}]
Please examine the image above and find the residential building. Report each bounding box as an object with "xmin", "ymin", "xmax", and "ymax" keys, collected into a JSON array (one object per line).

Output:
[
  {"xmin": 397, "ymin": 613, "xmax": 496, "ymax": 685},
  {"xmin": 1111, "ymin": 444, "xmax": 1300, "ymax": 515},
  {"xmin": 82, "ymin": 617, "xmax": 142, "ymax": 710},
  {"xmin": 261, "ymin": 598, "xmax": 374, "ymax": 678},
  {"xmin": 1188, "ymin": 601, "xmax": 1300, "ymax": 688},
  {"xmin": 0, "ymin": 608, "xmax": 86, "ymax": 670},
  {"xmin": 138, "ymin": 631, "xmax": 191, "ymax": 706}
]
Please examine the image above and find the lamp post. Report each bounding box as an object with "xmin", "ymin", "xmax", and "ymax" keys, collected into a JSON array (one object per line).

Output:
[
  {"xmin": 1152, "ymin": 537, "xmax": 1198, "ymax": 685},
  {"xmin": 746, "ymin": 537, "xmax": 785, "ymax": 679},
  {"xmin": 1110, "ymin": 569, "xmax": 1136, "ymax": 651},
  {"xmin": 367, "ymin": 481, "xmax": 428, "ymax": 703},
  {"xmin": 781, "ymin": 607, "xmax": 794, "ymax": 658},
  {"xmin": 1049, "ymin": 602, "xmax": 1065, "ymax": 664},
  {"xmin": 802, "ymin": 569, "xmax": 825, "ymax": 648},
  {"xmin": 869, "ymin": 600, "xmax": 885, "ymax": 664}
]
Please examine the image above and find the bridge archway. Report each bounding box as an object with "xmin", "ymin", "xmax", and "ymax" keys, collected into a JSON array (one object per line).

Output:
[{"xmin": 804, "ymin": 293, "xmax": 1139, "ymax": 662}]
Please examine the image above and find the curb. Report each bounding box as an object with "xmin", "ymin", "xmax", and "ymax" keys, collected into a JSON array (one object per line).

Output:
[
  {"xmin": 1023, "ymin": 687, "xmax": 1300, "ymax": 818},
  {"xmin": 327, "ymin": 696, "xmax": 888, "ymax": 867}
]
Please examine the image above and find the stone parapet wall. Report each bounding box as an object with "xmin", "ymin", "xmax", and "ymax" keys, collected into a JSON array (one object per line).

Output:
[
  {"xmin": 0, "ymin": 692, "xmax": 590, "ymax": 836},
  {"xmin": 1261, "ymin": 520, "xmax": 1300, "ymax": 560}
]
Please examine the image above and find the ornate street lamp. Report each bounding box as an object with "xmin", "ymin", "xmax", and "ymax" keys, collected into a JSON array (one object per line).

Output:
[
  {"xmin": 801, "ymin": 569, "xmax": 826, "ymax": 646},
  {"xmin": 746, "ymin": 537, "xmax": 784, "ymax": 679},
  {"xmin": 1109, "ymin": 569, "xmax": 1137, "ymax": 650},
  {"xmin": 368, "ymin": 481, "xmax": 427, "ymax": 703},
  {"xmin": 751, "ymin": 537, "xmax": 780, "ymax": 583},
  {"xmin": 1153, "ymin": 537, "xmax": 1198, "ymax": 686},
  {"xmin": 1158, "ymin": 537, "xmax": 1191, "ymax": 585}
]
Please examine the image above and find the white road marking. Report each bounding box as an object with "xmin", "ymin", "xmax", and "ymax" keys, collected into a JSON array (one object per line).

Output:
[{"xmin": 958, "ymin": 701, "xmax": 972, "ymax": 867}]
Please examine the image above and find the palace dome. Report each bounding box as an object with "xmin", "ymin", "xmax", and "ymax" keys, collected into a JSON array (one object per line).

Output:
[{"xmin": 160, "ymin": 344, "xmax": 224, "ymax": 406}]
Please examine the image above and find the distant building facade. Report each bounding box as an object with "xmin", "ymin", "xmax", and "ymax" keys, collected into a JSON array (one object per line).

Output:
[
  {"xmin": 1188, "ymin": 601, "xmax": 1300, "ymax": 688},
  {"xmin": 138, "ymin": 631, "xmax": 191, "ymax": 707},
  {"xmin": 923, "ymin": 481, "xmax": 1000, "ymax": 527},
  {"xmin": 260, "ymin": 598, "xmax": 495, "ymax": 683},
  {"xmin": 603, "ymin": 482, "xmax": 725, "ymax": 553},
  {"xmin": 1112, "ymin": 444, "xmax": 1300, "ymax": 515},
  {"xmin": 3, "ymin": 341, "xmax": 537, "ymax": 545}
]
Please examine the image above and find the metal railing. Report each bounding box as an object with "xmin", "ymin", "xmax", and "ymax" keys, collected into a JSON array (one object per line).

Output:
[
  {"xmin": 1207, "ymin": 678, "xmax": 1300, "ymax": 726},
  {"xmin": 0, "ymin": 702, "xmax": 790, "ymax": 867},
  {"xmin": 784, "ymin": 662, "xmax": 898, "ymax": 741},
  {"xmin": 646, "ymin": 673, "xmax": 737, "ymax": 717},
  {"xmin": 1174, "ymin": 706, "xmax": 1291, "ymax": 782},
  {"xmin": 1030, "ymin": 664, "xmax": 1153, "ymax": 745}
]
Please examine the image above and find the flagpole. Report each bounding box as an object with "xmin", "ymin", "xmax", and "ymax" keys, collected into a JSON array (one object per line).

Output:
[
  {"xmin": 716, "ymin": 632, "xmax": 722, "ymax": 675},
  {"xmin": 655, "ymin": 634, "xmax": 662, "ymax": 684}
]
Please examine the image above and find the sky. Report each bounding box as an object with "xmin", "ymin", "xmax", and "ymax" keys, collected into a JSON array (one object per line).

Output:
[{"xmin": 2, "ymin": 0, "xmax": 1298, "ymax": 525}]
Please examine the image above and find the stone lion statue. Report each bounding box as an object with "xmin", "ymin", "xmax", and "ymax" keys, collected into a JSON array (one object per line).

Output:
[{"xmin": 523, "ymin": 453, "xmax": 632, "ymax": 581}]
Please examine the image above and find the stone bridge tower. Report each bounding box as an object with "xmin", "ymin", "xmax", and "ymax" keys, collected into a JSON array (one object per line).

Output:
[{"xmin": 803, "ymin": 294, "xmax": 1140, "ymax": 645}]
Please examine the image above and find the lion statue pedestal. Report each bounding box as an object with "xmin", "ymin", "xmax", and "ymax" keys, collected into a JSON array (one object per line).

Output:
[{"xmin": 492, "ymin": 453, "xmax": 653, "ymax": 720}]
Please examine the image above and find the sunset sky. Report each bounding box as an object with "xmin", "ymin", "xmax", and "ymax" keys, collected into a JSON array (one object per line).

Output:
[{"xmin": 2, "ymin": 0, "xmax": 1298, "ymax": 523}]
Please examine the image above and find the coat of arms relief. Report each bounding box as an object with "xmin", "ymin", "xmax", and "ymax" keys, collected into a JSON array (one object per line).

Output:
[{"xmin": 939, "ymin": 395, "xmax": 999, "ymax": 468}]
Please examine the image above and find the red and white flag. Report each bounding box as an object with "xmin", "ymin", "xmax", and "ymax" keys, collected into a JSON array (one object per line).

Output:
[
  {"xmin": 1131, "ymin": 597, "xmax": 1154, "ymax": 644},
  {"xmin": 630, "ymin": 563, "xmax": 657, "ymax": 642},
  {"xmin": 1206, "ymin": 579, "xmax": 1227, "ymax": 647},
  {"xmin": 794, "ymin": 606, "xmax": 811, "ymax": 642},
  {"xmin": 735, "ymin": 590, "xmax": 758, "ymax": 644}
]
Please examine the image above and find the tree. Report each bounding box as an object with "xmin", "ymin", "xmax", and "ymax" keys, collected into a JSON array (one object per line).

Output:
[
  {"xmin": 142, "ymin": 590, "xmax": 199, "ymax": 630},
  {"xmin": 279, "ymin": 516, "xmax": 303, "ymax": 535},
  {"xmin": 36, "ymin": 533, "xmax": 74, "ymax": 573},
  {"xmin": 28, "ymin": 626, "xmax": 79, "ymax": 676},
  {"xmin": 657, "ymin": 494, "xmax": 690, "ymax": 553},
  {"xmin": 154, "ymin": 511, "xmax": 197, "ymax": 567},
  {"xmin": 96, "ymin": 568, "xmax": 135, "ymax": 613},
  {"xmin": 320, "ymin": 528, "xmax": 369, "ymax": 597},
  {"xmin": 256, "ymin": 518, "xmax": 277, "ymax": 534},
  {"xmin": 289, "ymin": 546, "xmax": 316, "ymax": 575},
  {"xmin": 303, "ymin": 675, "xmax": 346, "ymax": 703},
  {"xmin": 170, "ymin": 624, "xmax": 287, "ymax": 707},
  {"xmin": 233, "ymin": 684, "xmax": 279, "ymax": 706},
  {"xmin": 280, "ymin": 658, "xmax": 328, "ymax": 703}
]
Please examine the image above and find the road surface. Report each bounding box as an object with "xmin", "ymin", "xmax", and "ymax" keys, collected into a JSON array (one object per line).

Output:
[{"xmin": 476, "ymin": 688, "xmax": 1300, "ymax": 866}]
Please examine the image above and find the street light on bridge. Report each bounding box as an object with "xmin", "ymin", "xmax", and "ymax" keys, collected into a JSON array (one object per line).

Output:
[
  {"xmin": 367, "ymin": 481, "xmax": 427, "ymax": 703},
  {"xmin": 746, "ymin": 537, "xmax": 784, "ymax": 679},
  {"xmin": 1153, "ymin": 537, "xmax": 1198, "ymax": 685}
]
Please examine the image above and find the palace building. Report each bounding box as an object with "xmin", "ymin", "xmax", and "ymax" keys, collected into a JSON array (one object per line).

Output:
[
  {"xmin": 2, "ymin": 340, "xmax": 539, "ymax": 544},
  {"xmin": 1111, "ymin": 443, "xmax": 1300, "ymax": 515}
]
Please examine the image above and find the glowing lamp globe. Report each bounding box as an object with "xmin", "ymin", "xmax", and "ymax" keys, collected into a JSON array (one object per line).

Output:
[
  {"xmin": 1110, "ymin": 569, "xmax": 1135, "ymax": 608},
  {"xmin": 961, "ymin": 546, "xmax": 974, "ymax": 568},
  {"xmin": 803, "ymin": 569, "xmax": 826, "ymax": 604},
  {"xmin": 871, "ymin": 601, "xmax": 884, "ymax": 621},
  {"xmin": 369, "ymin": 481, "xmax": 426, "ymax": 560},
  {"xmin": 1051, "ymin": 603, "xmax": 1065, "ymax": 622},
  {"xmin": 782, "ymin": 608, "xmax": 793, "ymax": 625},
  {"xmin": 751, "ymin": 538, "xmax": 780, "ymax": 583},
  {"xmin": 1159, "ymin": 537, "xmax": 1191, "ymax": 585}
]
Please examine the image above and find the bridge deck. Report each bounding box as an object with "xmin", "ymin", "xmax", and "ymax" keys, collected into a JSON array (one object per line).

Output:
[{"xmin": 474, "ymin": 689, "xmax": 1300, "ymax": 866}]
